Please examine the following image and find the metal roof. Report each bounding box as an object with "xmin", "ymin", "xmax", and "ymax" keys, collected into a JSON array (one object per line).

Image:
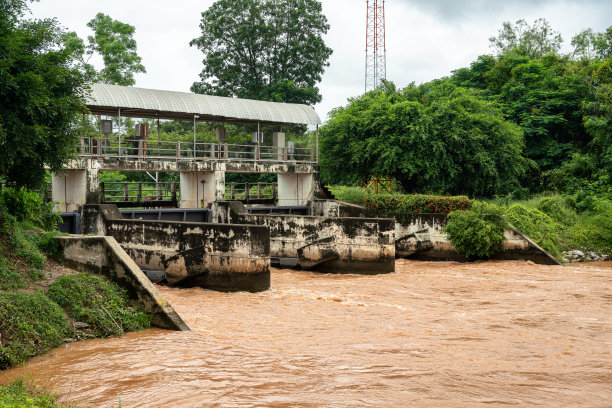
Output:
[{"xmin": 85, "ymin": 83, "xmax": 322, "ymax": 126}]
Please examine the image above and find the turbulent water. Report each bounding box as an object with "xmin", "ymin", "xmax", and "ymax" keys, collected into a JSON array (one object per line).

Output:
[{"xmin": 2, "ymin": 260, "xmax": 611, "ymax": 407}]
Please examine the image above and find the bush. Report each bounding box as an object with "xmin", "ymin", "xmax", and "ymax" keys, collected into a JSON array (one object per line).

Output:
[
  {"xmin": 0, "ymin": 187, "xmax": 61, "ymax": 231},
  {"xmin": 0, "ymin": 291, "xmax": 72, "ymax": 369},
  {"xmin": 563, "ymin": 199, "xmax": 612, "ymax": 254},
  {"xmin": 365, "ymin": 194, "xmax": 473, "ymax": 215},
  {"xmin": 505, "ymin": 204, "xmax": 562, "ymax": 258},
  {"xmin": 48, "ymin": 272, "xmax": 151, "ymax": 337},
  {"xmin": 443, "ymin": 202, "xmax": 507, "ymax": 259},
  {"xmin": 536, "ymin": 195, "xmax": 576, "ymax": 226}
]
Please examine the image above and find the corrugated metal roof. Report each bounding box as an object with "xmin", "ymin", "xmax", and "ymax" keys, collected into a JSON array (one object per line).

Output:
[{"xmin": 85, "ymin": 83, "xmax": 322, "ymax": 126}]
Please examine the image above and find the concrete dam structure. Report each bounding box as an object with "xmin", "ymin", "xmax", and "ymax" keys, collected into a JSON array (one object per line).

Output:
[{"xmin": 53, "ymin": 83, "xmax": 559, "ymax": 297}]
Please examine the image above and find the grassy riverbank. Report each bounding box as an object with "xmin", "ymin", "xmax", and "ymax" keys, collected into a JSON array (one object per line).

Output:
[
  {"xmin": 0, "ymin": 188, "xmax": 152, "ymax": 374},
  {"xmin": 328, "ymin": 186, "xmax": 612, "ymax": 261}
]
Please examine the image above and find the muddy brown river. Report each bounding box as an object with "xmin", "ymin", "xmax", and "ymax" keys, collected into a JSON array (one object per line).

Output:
[{"xmin": 2, "ymin": 260, "xmax": 611, "ymax": 407}]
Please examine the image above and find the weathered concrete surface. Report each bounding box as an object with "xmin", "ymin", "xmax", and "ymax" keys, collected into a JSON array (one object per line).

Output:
[
  {"xmin": 394, "ymin": 213, "xmax": 561, "ymax": 265},
  {"xmin": 311, "ymin": 199, "xmax": 368, "ymax": 218},
  {"xmin": 82, "ymin": 204, "xmax": 271, "ymax": 292},
  {"xmin": 223, "ymin": 201, "xmax": 395, "ymax": 274},
  {"xmin": 56, "ymin": 235, "xmax": 190, "ymax": 331}
]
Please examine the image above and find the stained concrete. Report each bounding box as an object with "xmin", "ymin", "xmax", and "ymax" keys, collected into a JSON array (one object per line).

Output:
[
  {"xmin": 56, "ymin": 235, "xmax": 190, "ymax": 331},
  {"xmin": 221, "ymin": 201, "xmax": 396, "ymax": 274},
  {"xmin": 82, "ymin": 204, "xmax": 271, "ymax": 292}
]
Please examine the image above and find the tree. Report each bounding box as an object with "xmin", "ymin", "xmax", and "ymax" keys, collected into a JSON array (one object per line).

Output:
[
  {"xmin": 319, "ymin": 82, "xmax": 528, "ymax": 197},
  {"xmin": 0, "ymin": 0, "xmax": 87, "ymax": 188},
  {"xmin": 190, "ymin": 0, "xmax": 332, "ymax": 105},
  {"xmin": 489, "ymin": 18, "xmax": 563, "ymax": 59},
  {"xmin": 64, "ymin": 13, "xmax": 146, "ymax": 86},
  {"xmin": 571, "ymin": 27, "xmax": 612, "ymax": 60}
]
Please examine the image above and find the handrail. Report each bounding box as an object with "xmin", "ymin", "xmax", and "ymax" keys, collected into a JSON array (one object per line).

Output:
[
  {"xmin": 78, "ymin": 137, "xmax": 316, "ymax": 164},
  {"xmin": 100, "ymin": 181, "xmax": 178, "ymax": 203}
]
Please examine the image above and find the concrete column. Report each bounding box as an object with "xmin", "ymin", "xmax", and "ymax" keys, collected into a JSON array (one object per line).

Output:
[
  {"xmin": 277, "ymin": 173, "xmax": 314, "ymax": 206},
  {"xmin": 273, "ymin": 132, "xmax": 285, "ymax": 161},
  {"xmin": 52, "ymin": 170, "xmax": 88, "ymax": 212},
  {"xmin": 180, "ymin": 170, "xmax": 225, "ymax": 208}
]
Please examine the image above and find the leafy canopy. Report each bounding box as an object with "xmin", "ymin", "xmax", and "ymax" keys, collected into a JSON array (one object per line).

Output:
[
  {"xmin": 0, "ymin": 0, "xmax": 87, "ymax": 188},
  {"xmin": 489, "ymin": 18, "xmax": 563, "ymax": 59},
  {"xmin": 64, "ymin": 13, "xmax": 146, "ymax": 86},
  {"xmin": 319, "ymin": 81, "xmax": 528, "ymax": 197},
  {"xmin": 190, "ymin": 0, "xmax": 332, "ymax": 105}
]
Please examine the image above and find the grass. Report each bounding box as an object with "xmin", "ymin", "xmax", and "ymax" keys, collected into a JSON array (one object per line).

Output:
[
  {"xmin": 0, "ymin": 379, "xmax": 64, "ymax": 408},
  {"xmin": 0, "ymin": 212, "xmax": 153, "ymax": 370},
  {"xmin": 48, "ymin": 272, "xmax": 151, "ymax": 338},
  {"xmin": 0, "ymin": 291, "xmax": 73, "ymax": 369}
]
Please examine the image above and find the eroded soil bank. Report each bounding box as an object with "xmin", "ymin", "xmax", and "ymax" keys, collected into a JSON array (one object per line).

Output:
[{"xmin": 2, "ymin": 260, "xmax": 611, "ymax": 407}]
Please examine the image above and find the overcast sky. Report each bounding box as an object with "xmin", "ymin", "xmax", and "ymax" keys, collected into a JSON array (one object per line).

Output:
[{"xmin": 29, "ymin": 0, "xmax": 612, "ymax": 122}]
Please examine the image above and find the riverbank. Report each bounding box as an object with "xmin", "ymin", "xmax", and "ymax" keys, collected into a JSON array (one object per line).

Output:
[
  {"xmin": 328, "ymin": 186, "xmax": 612, "ymax": 261},
  {"xmin": 3, "ymin": 260, "xmax": 610, "ymax": 407},
  {"xmin": 0, "ymin": 214, "xmax": 152, "ymax": 371}
]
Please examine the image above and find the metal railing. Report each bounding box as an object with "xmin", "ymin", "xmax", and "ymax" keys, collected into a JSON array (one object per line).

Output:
[
  {"xmin": 100, "ymin": 181, "xmax": 178, "ymax": 205},
  {"xmin": 226, "ymin": 182, "xmax": 277, "ymax": 202},
  {"xmin": 78, "ymin": 137, "xmax": 316, "ymax": 164}
]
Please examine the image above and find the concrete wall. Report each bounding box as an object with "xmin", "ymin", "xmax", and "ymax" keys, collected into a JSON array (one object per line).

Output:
[
  {"xmin": 311, "ymin": 199, "xmax": 368, "ymax": 218},
  {"xmin": 56, "ymin": 235, "xmax": 189, "ymax": 331},
  {"xmin": 394, "ymin": 213, "xmax": 561, "ymax": 265},
  {"xmin": 225, "ymin": 202, "xmax": 395, "ymax": 274},
  {"xmin": 82, "ymin": 204, "xmax": 271, "ymax": 292}
]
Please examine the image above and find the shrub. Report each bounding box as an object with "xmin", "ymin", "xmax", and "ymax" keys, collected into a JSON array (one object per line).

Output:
[
  {"xmin": 0, "ymin": 187, "xmax": 61, "ymax": 231},
  {"xmin": 48, "ymin": 272, "xmax": 151, "ymax": 337},
  {"xmin": 506, "ymin": 204, "xmax": 562, "ymax": 258},
  {"xmin": 443, "ymin": 202, "xmax": 507, "ymax": 259},
  {"xmin": 0, "ymin": 291, "xmax": 72, "ymax": 369},
  {"xmin": 365, "ymin": 194, "xmax": 473, "ymax": 214},
  {"xmin": 536, "ymin": 195, "xmax": 576, "ymax": 226}
]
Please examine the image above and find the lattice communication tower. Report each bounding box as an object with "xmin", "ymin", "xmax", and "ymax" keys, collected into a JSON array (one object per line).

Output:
[{"xmin": 365, "ymin": 0, "xmax": 386, "ymax": 92}]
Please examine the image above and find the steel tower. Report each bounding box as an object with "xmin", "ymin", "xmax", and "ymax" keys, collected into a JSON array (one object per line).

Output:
[{"xmin": 365, "ymin": 0, "xmax": 386, "ymax": 92}]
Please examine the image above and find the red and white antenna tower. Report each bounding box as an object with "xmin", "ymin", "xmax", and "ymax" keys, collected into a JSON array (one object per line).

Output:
[{"xmin": 365, "ymin": 0, "xmax": 386, "ymax": 92}]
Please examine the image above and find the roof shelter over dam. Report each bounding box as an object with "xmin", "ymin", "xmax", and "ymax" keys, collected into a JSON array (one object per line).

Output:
[
  {"xmin": 55, "ymin": 84, "xmax": 323, "ymax": 211},
  {"xmin": 85, "ymin": 83, "xmax": 322, "ymax": 126}
]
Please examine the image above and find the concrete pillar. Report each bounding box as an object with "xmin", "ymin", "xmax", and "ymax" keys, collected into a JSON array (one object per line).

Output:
[
  {"xmin": 273, "ymin": 132, "xmax": 285, "ymax": 161},
  {"xmin": 52, "ymin": 168, "xmax": 98, "ymax": 212},
  {"xmin": 179, "ymin": 170, "xmax": 225, "ymax": 208},
  {"xmin": 277, "ymin": 173, "xmax": 314, "ymax": 206}
]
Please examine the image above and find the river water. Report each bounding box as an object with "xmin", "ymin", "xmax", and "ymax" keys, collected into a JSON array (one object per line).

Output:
[{"xmin": 3, "ymin": 260, "xmax": 611, "ymax": 407}]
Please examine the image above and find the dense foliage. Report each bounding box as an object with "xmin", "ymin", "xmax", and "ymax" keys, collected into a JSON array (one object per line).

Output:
[
  {"xmin": 320, "ymin": 82, "xmax": 528, "ymax": 196},
  {"xmin": 320, "ymin": 20, "xmax": 611, "ymax": 203},
  {"xmin": 0, "ymin": 0, "xmax": 87, "ymax": 188},
  {"xmin": 443, "ymin": 202, "xmax": 507, "ymax": 259},
  {"xmin": 190, "ymin": 0, "xmax": 332, "ymax": 105}
]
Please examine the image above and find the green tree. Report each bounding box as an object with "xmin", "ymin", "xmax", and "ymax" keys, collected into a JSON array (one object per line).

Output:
[
  {"xmin": 319, "ymin": 82, "xmax": 528, "ymax": 197},
  {"xmin": 489, "ymin": 18, "xmax": 563, "ymax": 59},
  {"xmin": 0, "ymin": 0, "xmax": 86, "ymax": 188},
  {"xmin": 64, "ymin": 13, "xmax": 146, "ymax": 86},
  {"xmin": 190, "ymin": 0, "xmax": 332, "ymax": 105},
  {"xmin": 571, "ymin": 27, "xmax": 612, "ymax": 60}
]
